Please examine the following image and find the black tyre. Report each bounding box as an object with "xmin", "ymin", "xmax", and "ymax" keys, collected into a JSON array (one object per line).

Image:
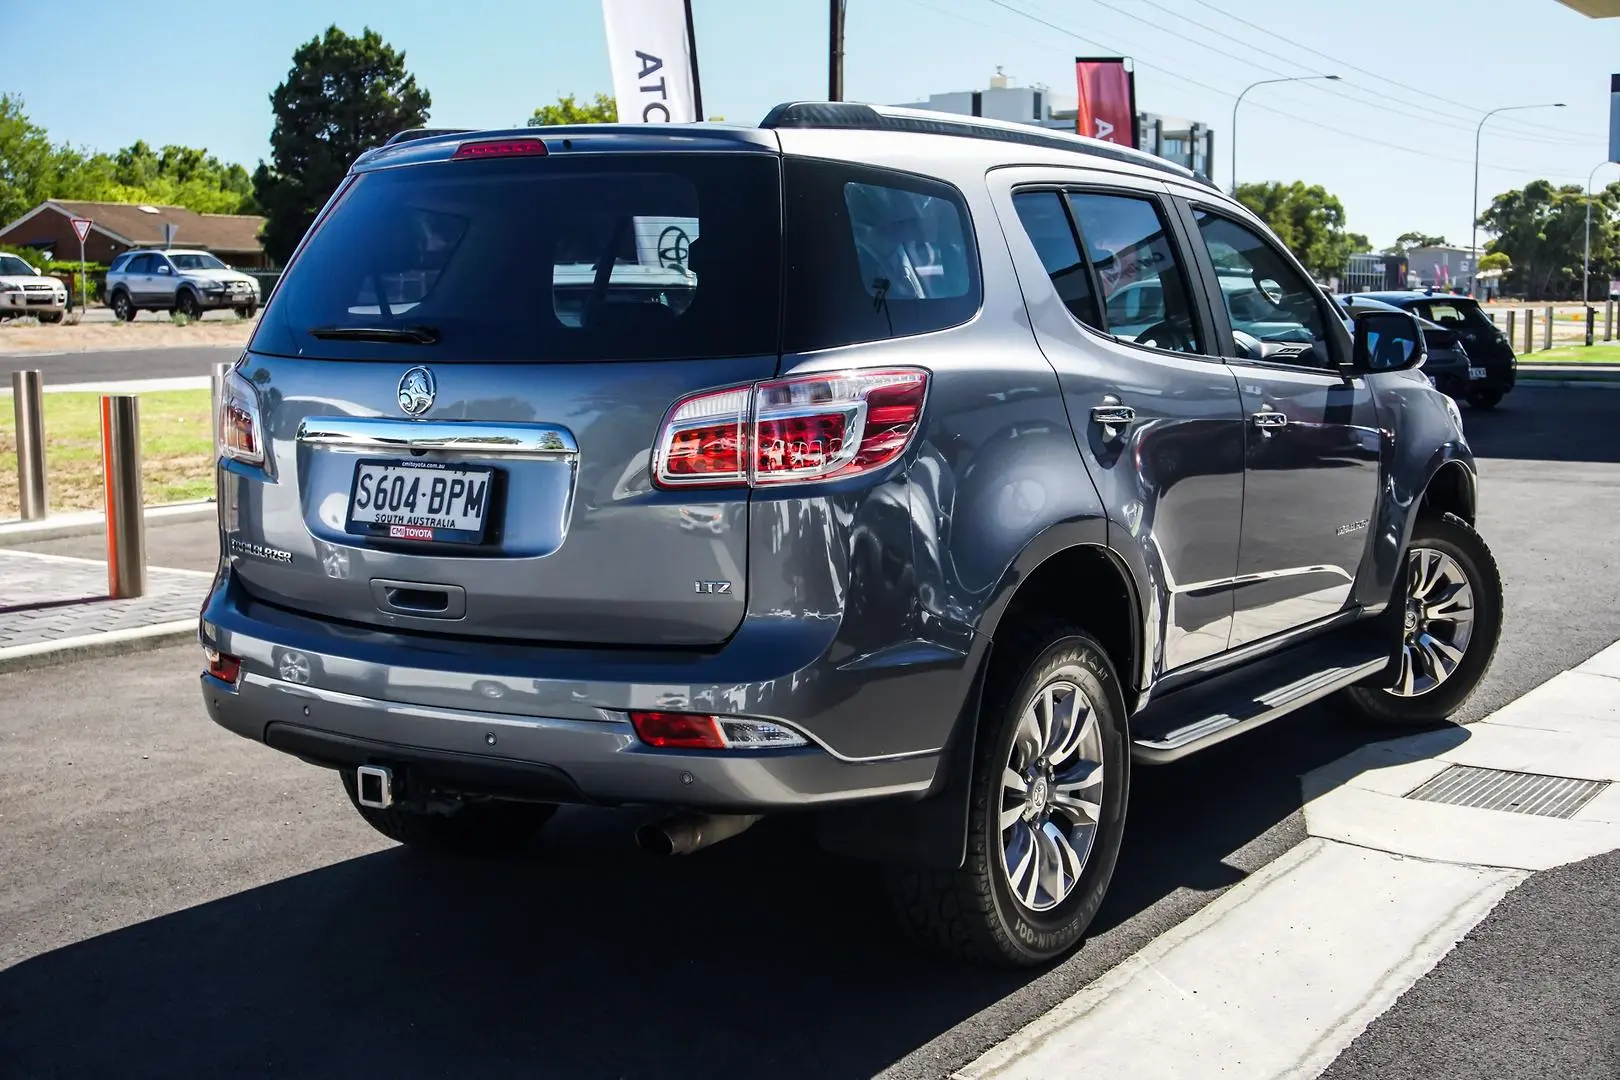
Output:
[
  {"xmin": 111, "ymin": 290, "xmax": 135, "ymax": 321},
  {"xmin": 340, "ymin": 771, "xmax": 557, "ymax": 855},
  {"xmin": 1467, "ymin": 388, "xmax": 1503, "ymax": 410},
  {"xmin": 885, "ymin": 623, "xmax": 1129, "ymax": 966},
  {"xmin": 1336, "ymin": 512, "xmax": 1503, "ymax": 727},
  {"xmin": 37, "ymin": 311, "xmax": 63, "ymax": 324},
  {"xmin": 176, "ymin": 290, "xmax": 203, "ymax": 319},
  {"xmin": 235, "ymin": 303, "xmax": 257, "ymax": 319}
]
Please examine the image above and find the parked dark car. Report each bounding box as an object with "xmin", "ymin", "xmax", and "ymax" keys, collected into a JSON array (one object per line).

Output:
[
  {"xmin": 200, "ymin": 104, "xmax": 1502, "ymax": 968},
  {"xmin": 1335, "ymin": 294, "xmax": 1475, "ymax": 400},
  {"xmin": 1345, "ymin": 292, "xmax": 1514, "ymax": 409}
]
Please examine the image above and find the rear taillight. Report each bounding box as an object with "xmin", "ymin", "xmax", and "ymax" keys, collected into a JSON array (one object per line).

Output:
[
  {"xmin": 652, "ymin": 368, "xmax": 928, "ymax": 490},
  {"xmin": 203, "ymin": 646, "xmax": 241, "ymax": 686},
  {"xmin": 217, "ymin": 368, "xmax": 263, "ymax": 466}
]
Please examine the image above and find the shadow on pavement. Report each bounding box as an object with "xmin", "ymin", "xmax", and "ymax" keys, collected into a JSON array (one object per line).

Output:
[
  {"xmin": 1463, "ymin": 385, "xmax": 1620, "ymax": 464},
  {"xmin": 0, "ymin": 704, "xmax": 1383, "ymax": 1080}
]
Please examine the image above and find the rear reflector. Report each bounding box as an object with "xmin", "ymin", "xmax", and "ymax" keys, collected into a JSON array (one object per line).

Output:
[
  {"xmin": 652, "ymin": 368, "xmax": 928, "ymax": 489},
  {"xmin": 203, "ymin": 646, "xmax": 241, "ymax": 685},
  {"xmin": 452, "ymin": 138, "xmax": 548, "ymax": 160},
  {"xmin": 630, "ymin": 711, "xmax": 726, "ymax": 750},
  {"xmin": 630, "ymin": 711, "xmax": 809, "ymax": 751}
]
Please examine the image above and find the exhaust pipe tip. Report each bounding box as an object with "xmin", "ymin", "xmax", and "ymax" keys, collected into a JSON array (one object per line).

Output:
[
  {"xmin": 634, "ymin": 822, "xmax": 678, "ymax": 856},
  {"xmin": 636, "ymin": 813, "xmax": 762, "ymax": 857}
]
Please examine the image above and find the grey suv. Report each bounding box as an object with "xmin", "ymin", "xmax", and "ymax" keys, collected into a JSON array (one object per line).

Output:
[
  {"xmin": 200, "ymin": 105, "xmax": 1502, "ymax": 967},
  {"xmin": 106, "ymin": 248, "xmax": 260, "ymax": 320}
]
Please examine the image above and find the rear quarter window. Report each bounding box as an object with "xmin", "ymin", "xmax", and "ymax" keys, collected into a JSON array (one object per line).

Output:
[{"xmin": 782, "ymin": 159, "xmax": 980, "ymax": 352}]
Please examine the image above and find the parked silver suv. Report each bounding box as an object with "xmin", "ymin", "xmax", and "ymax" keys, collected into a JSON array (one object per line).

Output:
[
  {"xmin": 106, "ymin": 248, "xmax": 259, "ymax": 321},
  {"xmin": 200, "ymin": 106, "xmax": 1500, "ymax": 967}
]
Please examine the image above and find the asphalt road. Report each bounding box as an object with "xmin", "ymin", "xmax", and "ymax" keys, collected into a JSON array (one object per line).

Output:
[
  {"xmin": 0, "ymin": 344, "xmax": 238, "ymax": 385},
  {"xmin": 0, "ymin": 385, "xmax": 1616, "ymax": 1079}
]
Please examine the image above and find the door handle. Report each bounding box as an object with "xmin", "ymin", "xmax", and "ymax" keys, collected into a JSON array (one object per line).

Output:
[
  {"xmin": 1251, "ymin": 409, "xmax": 1288, "ymax": 430},
  {"xmin": 1091, "ymin": 404, "xmax": 1136, "ymax": 426}
]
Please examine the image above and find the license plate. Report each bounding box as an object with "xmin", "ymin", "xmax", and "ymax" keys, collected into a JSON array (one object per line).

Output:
[
  {"xmin": 1468, "ymin": 366, "xmax": 1487, "ymax": 380},
  {"xmin": 346, "ymin": 459, "xmax": 495, "ymax": 544}
]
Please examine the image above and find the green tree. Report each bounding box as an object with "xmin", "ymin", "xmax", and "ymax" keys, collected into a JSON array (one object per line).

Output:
[
  {"xmin": 1386, "ymin": 230, "xmax": 1449, "ymax": 252},
  {"xmin": 1234, "ymin": 181, "xmax": 1370, "ymax": 281},
  {"xmin": 254, "ymin": 26, "xmax": 431, "ymax": 264},
  {"xmin": 0, "ymin": 94, "xmax": 66, "ymax": 225},
  {"xmin": 1478, "ymin": 179, "xmax": 1620, "ymax": 299},
  {"xmin": 527, "ymin": 93, "xmax": 617, "ymax": 126},
  {"xmin": 1477, "ymin": 251, "xmax": 1511, "ymax": 274}
]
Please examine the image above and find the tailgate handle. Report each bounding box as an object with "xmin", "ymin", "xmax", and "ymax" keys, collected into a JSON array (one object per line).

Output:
[{"xmin": 370, "ymin": 579, "xmax": 467, "ymax": 620}]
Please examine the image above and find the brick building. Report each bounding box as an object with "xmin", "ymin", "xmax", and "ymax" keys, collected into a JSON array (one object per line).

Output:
[{"xmin": 0, "ymin": 200, "xmax": 269, "ymax": 268}]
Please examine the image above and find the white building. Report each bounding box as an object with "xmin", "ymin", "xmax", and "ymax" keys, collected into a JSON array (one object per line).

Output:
[{"xmin": 893, "ymin": 69, "xmax": 1216, "ymax": 181}]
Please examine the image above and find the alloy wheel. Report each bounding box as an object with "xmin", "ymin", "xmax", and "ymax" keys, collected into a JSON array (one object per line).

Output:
[
  {"xmin": 1389, "ymin": 547, "xmax": 1476, "ymax": 697},
  {"xmin": 998, "ymin": 669, "xmax": 1105, "ymax": 913}
]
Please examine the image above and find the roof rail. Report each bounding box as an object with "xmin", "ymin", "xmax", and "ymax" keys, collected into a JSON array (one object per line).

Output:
[
  {"xmin": 384, "ymin": 127, "xmax": 475, "ymax": 147},
  {"xmin": 759, "ymin": 102, "xmax": 1213, "ymax": 188}
]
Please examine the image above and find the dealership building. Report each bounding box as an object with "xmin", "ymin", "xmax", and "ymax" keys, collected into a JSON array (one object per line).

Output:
[{"xmin": 892, "ymin": 69, "xmax": 1216, "ymax": 181}]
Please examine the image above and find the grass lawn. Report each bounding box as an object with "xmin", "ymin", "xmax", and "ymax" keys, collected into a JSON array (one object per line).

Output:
[
  {"xmin": 1519, "ymin": 341, "xmax": 1620, "ymax": 364},
  {"xmin": 0, "ymin": 389, "xmax": 213, "ymax": 519}
]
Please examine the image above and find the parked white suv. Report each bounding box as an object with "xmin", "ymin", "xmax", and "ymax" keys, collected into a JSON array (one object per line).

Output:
[
  {"xmin": 0, "ymin": 253, "xmax": 67, "ymax": 323},
  {"xmin": 106, "ymin": 249, "xmax": 260, "ymax": 321}
]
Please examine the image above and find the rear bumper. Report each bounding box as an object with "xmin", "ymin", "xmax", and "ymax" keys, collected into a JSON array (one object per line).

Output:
[
  {"xmin": 202, "ymin": 672, "xmax": 938, "ymax": 810},
  {"xmin": 198, "ymin": 573, "xmax": 977, "ymax": 811}
]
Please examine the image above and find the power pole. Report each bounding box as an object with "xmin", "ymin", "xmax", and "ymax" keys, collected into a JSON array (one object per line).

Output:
[{"xmin": 829, "ymin": 0, "xmax": 847, "ymax": 101}]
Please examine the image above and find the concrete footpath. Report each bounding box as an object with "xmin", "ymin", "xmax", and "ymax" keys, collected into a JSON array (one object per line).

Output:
[
  {"xmin": 0, "ymin": 513, "xmax": 217, "ymax": 673},
  {"xmin": 961, "ymin": 641, "xmax": 1620, "ymax": 1080}
]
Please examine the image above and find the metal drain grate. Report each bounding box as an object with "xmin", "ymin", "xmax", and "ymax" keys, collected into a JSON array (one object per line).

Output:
[{"xmin": 1406, "ymin": 765, "xmax": 1609, "ymax": 819}]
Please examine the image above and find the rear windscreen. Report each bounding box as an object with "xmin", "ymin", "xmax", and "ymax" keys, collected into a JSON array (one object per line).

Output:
[
  {"xmin": 1413, "ymin": 300, "xmax": 1494, "ymax": 333},
  {"xmin": 250, "ymin": 153, "xmax": 782, "ymax": 362}
]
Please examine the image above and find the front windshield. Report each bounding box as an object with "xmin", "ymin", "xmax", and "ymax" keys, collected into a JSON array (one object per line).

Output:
[
  {"xmin": 0, "ymin": 254, "xmax": 37, "ymax": 277},
  {"xmin": 169, "ymin": 253, "xmax": 228, "ymax": 271}
]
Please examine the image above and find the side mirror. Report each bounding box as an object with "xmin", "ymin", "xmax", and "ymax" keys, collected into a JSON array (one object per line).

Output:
[
  {"xmin": 157, "ymin": 265, "xmax": 172, "ymax": 275},
  {"xmin": 1352, "ymin": 310, "xmax": 1426, "ymax": 374}
]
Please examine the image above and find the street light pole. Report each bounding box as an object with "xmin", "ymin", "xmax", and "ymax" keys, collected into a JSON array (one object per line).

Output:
[
  {"xmin": 1230, "ymin": 74, "xmax": 1340, "ymax": 192},
  {"xmin": 1585, "ymin": 161, "xmax": 1615, "ymax": 304},
  {"xmin": 1471, "ymin": 102, "xmax": 1565, "ymax": 294},
  {"xmin": 829, "ymin": 0, "xmax": 847, "ymax": 102}
]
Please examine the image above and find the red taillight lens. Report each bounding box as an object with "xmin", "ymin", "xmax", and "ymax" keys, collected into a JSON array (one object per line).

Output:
[
  {"xmin": 452, "ymin": 138, "xmax": 548, "ymax": 160},
  {"xmin": 629, "ymin": 711, "xmax": 727, "ymax": 750},
  {"xmin": 204, "ymin": 647, "xmax": 241, "ymax": 685},
  {"xmin": 217, "ymin": 369, "xmax": 263, "ymax": 466},
  {"xmin": 653, "ymin": 386, "xmax": 750, "ymax": 487},
  {"xmin": 651, "ymin": 369, "xmax": 927, "ymax": 490}
]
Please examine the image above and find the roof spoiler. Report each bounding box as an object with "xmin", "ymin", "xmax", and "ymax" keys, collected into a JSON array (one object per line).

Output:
[{"xmin": 384, "ymin": 127, "xmax": 476, "ymax": 147}]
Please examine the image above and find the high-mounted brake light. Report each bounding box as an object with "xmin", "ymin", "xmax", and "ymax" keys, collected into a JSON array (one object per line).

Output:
[
  {"xmin": 451, "ymin": 138, "xmax": 548, "ymax": 160},
  {"xmin": 652, "ymin": 369, "xmax": 928, "ymax": 490}
]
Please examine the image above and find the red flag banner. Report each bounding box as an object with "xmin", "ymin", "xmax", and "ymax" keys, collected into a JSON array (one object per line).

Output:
[{"xmin": 1074, "ymin": 58, "xmax": 1136, "ymax": 148}]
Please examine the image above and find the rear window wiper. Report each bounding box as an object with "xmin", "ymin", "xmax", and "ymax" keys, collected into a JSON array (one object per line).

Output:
[{"xmin": 308, "ymin": 325, "xmax": 440, "ymax": 344}]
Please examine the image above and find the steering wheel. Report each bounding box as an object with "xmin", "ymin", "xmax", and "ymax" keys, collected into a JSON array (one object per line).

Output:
[{"xmin": 1134, "ymin": 317, "xmax": 1196, "ymax": 353}]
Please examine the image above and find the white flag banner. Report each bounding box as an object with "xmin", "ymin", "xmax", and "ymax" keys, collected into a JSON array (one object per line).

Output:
[{"xmin": 602, "ymin": 0, "xmax": 702, "ymax": 124}]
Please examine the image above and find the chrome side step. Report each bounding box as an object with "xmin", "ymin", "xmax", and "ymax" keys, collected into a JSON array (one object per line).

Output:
[{"xmin": 1130, "ymin": 630, "xmax": 1390, "ymax": 764}]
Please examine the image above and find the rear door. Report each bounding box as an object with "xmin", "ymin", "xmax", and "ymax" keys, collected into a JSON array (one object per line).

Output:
[
  {"xmin": 995, "ymin": 172, "xmax": 1247, "ymax": 671},
  {"xmin": 226, "ymin": 144, "xmax": 783, "ymax": 646},
  {"xmin": 124, "ymin": 253, "xmax": 155, "ymax": 304},
  {"xmin": 1179, "ymin": 201, "xmax": 1381, "ymax": 648}
]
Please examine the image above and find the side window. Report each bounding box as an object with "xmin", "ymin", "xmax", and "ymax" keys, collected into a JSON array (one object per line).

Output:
[
  {"xmin": 1010, "ymin": 191, "xmax": 1101, "ymax": 328},
  {"xmin": 1192, "ymin": 209, "xmax": 1332, "ymax": 365},
  {"xmin": 128, "ymin": 254, "xmax": 153, "ymax": 274},
  {"xmin": 782, "ymin": 159, "xmax": 980, "ymax": 352},
  {"xmin": 151, "ymin": 255, "xmax": 173, "ymax": 275},
  {"xmin": 1066, "ymin": 192, "xmax": 1204, "ymax": 354}
]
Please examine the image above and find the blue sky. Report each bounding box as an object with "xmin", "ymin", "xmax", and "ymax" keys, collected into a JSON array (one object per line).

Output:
[{"xmin": 8, "ymin": 0, "xmax": 1620, "ymax": 247}]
